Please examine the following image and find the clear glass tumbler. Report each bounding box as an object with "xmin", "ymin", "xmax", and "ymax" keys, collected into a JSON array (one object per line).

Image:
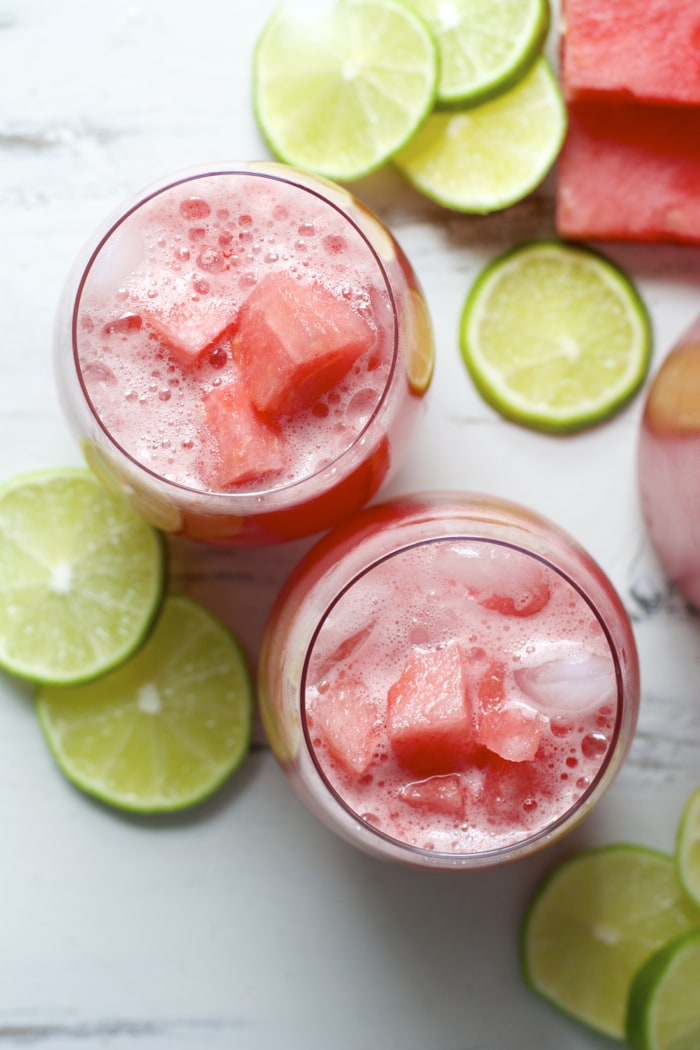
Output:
[
  {"xmin": 259, "ymin": 493, "xmax": 640, "ymax": 869},
  {"xmin": 638, "ymin": 315, "xmax": 700, "ymax": 608},
  {"xmin": 54, "ymin": 162, "xmax": 433, "ymax": 545}
]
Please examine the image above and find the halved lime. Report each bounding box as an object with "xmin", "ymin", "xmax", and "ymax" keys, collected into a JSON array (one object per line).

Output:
[
  {"xmin": 626, "ymin": 929, "xmax": 700, "ymax": 1050},
  {"xmin": 677, "ymin": 785, "xmax": 700, "ymax": 909},
  {"xmin": 521, "ymin": 845, "xmax": 700, "ymax": 1040},
  {"xmin": 253, "ymin": 0, "xmax": 438, "ymax": 181},
  {"xmin": 37, "ymin": 595, "xmax": 254, "ymax": 813},
  {"xmin": 0, "ymin": 468, "xmax": 164, "ymax": 685},
  {"xmin": 395, "ymin": 0, "xmax": 550, "ymax": 108},
  {"xmin": 460, "ymin": 240, "xmax": 652, "ymax": 432},
  {"xmin": 393, "ymin": 57, "xmax": 566, "ymax": 213}
]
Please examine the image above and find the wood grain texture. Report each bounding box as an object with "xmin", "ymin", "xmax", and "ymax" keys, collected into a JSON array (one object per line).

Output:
[{"xmin": 1, "ymin": 2, "xmax": 700, "ymax": 1047}]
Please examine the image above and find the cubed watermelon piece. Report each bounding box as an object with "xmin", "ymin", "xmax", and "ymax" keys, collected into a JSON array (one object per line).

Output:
[
  {"xmin": 397, "ymin": 774, "xmax": 465, "ymax": 819},
  {"xmin": 387, "ymin": 643, "xmax": 474, "ymax": 776},
  {"xmin": 138, "ymin": 271, "xmax": 239, "ymax": 367},
  {"xmin": 561, "ymin": 0, "xmax": 700, "ymax": 106},
  {"xmin": 234, "ymin": 273, "xmax": 375, "ymax": 416},
  {"xmin": 474, "ymin": 660, "xmax": 542, "ymax": 763},
  {"xmin": 203, "ymin": 381, "xmax": 284, "ymax": 488},
  {"xmin": 556, "ymin": 101, "xmax": 700, "ymax": 244},
  {"xmin": 308, "ymin": 671, "xmax": 385, "ymax": 777}
]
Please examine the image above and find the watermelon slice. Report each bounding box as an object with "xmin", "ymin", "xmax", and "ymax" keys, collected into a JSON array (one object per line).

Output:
[
  {"xmin": 386, "ymin": 642, "xmax": 474, "ymax": 776},
  {"xmin": 560, "ymin": 0, "xmax": 700, "ymax": 106},
  {"xmin": 556, "ymin": 101, "xmax": 700, "ymax": 244},
  {"xmin": 397, "ymin": 774, "xmax": 465, "ymax": 819},
  {"xmin": 308, "ymin": 670, "xmax": 385, "ymax": 777},
  {"xmin": 234, "ymin": 273, "xmax": 375, "ymax": 416},
  {"xmin": 473, "ymin": 660, "xmax": 543, "ymax": 763},
  {"xmin": 202, "ymin": 380, "xmax": 284, "ymax": 489},
  {"xmin": 135, "ymin": 265, "xmax": 240, "ymax": 367}
]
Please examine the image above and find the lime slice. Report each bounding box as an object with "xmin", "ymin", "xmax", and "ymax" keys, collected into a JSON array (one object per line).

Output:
[
  {"xmin": 626, "ymin": 929, "xmax": 700, "ymax": 1050},
  {"xmin": 521, "ymin": 845, "xmax": 700, "ymax": 1040},
  {"xmin": 460, "ymin": 240, "xmax": 652, "ymax": 432},
  {"xmin": 36, "ymin": 595, "xmax": 254, "ymax": 813},
  {"xmin": 395, "ymin": 0, "xmax": 550, "ymax": 108},
  {"xmin": 0, "ymin": 468, "xmax": 164, "ymax": 685},
  {"xmin": 677, "ymin": 785, "xmax": 700, "ymax": 908},
  {"xmin": 253, "ymin": 0, "xmax": 438, "ymax": 181},
  {"xmin": 393, "ymin": 57, "xmax": 566, "ymax": 213}
]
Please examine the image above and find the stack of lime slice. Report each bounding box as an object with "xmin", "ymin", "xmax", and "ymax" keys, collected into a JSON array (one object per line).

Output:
[
  {"xmin": 0, "ymin": 468, "xmax": 254, "ymax": 814},
  {"xmin": 521, "ymin": 787, "xmax": 700, "ymax": 1048},
  {"xmin": 253, "ymin": 0, "xmax": 564, "ymax": 213}
]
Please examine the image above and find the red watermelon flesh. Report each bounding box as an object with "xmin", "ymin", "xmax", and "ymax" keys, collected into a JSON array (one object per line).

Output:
[
  {"xmin": 386, "ymin": 642, "xmax": 475, "ymax": 777},
  {"xmin": 561, "ymin": 0, "xmax": 700, "ymax": 106},
  {"xmin": 308, "ymin": 669, "xmax": 385, "ymax": 777},
  {"xmin": 234, "ymin": 273, "xmax": 375, "ymax": 416},
  {"xmin": 556, "ymin": 100, "xmax": 700, "ymax": 244},
  {"xmin": 202, "ymin": 380, "xmax": 284, "ymax": 489},
  {"xmin": 397, "ymin": 774, "xmax": 466, "ymax": 819},
  {"xmin": 473, "ymin": 660, "xmax": 543, "ymax": 763}
]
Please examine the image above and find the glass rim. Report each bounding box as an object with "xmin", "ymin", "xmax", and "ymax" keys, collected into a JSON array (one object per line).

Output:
[
  {"xmin": 70, "ymin": 163, "xmax": 400, "ymax": 505},
  {"xmin": 299, "ymin": 532, "xmax": 627, "ymax": 865}
]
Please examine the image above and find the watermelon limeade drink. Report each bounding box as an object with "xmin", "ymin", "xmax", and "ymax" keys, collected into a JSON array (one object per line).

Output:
[
  {"xmin": 638, "ymin": 316, "xmax": 700, "ymax": 607},
  {"xmin": 55, "ymin": 163, "xmax": 433, "ymax": 545},
  {"xmin": 259, "ymin": 494, "xmax": 640, "ymax": 869}
]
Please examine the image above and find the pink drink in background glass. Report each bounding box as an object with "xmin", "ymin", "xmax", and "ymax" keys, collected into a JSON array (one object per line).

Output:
[
  {"xmin": 638, "ymin": 316, "xmax": 700, "ymax": 608},
  {"xmin": 259, "ymin": 494, "xmax": 640, "ymax": 869},
  {"xmin": 55, "ymin": 163, "xmax": 433, "ymax": 545}
]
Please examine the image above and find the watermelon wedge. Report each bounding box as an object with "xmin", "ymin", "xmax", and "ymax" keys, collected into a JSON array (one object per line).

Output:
[
  {"xmin": 386, "ymin": 642, "xmax": 474, "ymax": 776},
  {"xmin": 473, "ymin": 660, "xmax": 543, "ymax": 763},
  {"xmin": 397, "ymin": 774, "xmax": 466, "ymax": 819},
  {"xmin": 561, "ymin": 0, "xmax": 700, "ymax": 106},
  {"xmin": 203, "ymin": 380, "xmax": 284, "ymax": 489},
  {"xmin": 309, "ymin": 670, "xmax": 385, "ymax": 777},
  {"xmin": 556, "ymin": 101, "xmax": 700, "ymax": 244},
  {"xmin": 234, "ymin": 273, "xmax": 375, "ymax": 416}
]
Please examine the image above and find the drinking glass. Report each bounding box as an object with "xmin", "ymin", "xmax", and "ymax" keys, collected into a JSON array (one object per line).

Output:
[{"xmin": 259, "ymin": 493, "xmax": 640, "ymax": 869}]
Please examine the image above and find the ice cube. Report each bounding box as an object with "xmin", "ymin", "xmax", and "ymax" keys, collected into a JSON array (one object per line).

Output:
[{"xmin": 515, "ymin": 651, "xmax": 616, "ymax": 715}]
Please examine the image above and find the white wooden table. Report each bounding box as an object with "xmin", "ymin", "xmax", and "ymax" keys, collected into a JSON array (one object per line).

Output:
[{"xmin": 2, "ymin": 3, "xmax": 699, "ymax": 1047}]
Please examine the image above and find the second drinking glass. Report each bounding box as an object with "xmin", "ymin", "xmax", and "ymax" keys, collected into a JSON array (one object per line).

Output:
[{"xmin": 259, "ymin": 493, "xmax": 640, "ymax": 869}]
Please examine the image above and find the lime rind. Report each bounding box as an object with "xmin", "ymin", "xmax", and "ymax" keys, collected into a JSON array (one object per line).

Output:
[
  {"xmin": 626, "ymin": 928, "xmax": 700, "ymax": 1050},
  {"xmin": 676, "ymin": 785, "xmax": 700, "ymax": 909},
  {"xmin": 253, "ymin": 0, "xmax": 439, "ymax": 182},
  {"xmin": 395, "ymin": 0, "xmax": 551, "ymax": 109},
  {"xmin": 0, "ymin": 467, "xmax": 165, "ymax": 685},
  {"xmin": 460, "ymin": 240, "xmax": 652, "ymax": 432},
  {"xmin": 393, "ymin": 57, "xmax": 566, "ymax": 213},
  {"xmin": 36, "ymin": 595, "xmax": 254, "ymax": 813},
  {"xmin": 521, "ymin": 844, "xmax": 700, "ymax": 1040}
]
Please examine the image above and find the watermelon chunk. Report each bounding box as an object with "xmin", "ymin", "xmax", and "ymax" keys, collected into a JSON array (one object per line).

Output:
[
  {"xmin": 202, "ymin": 381, "xmax": 284, "ymax": 488},
  {"xmin": 556, "ymin": 101, "xmax": 700, "ymax": 244},
  {"xmin": 234, "ymin": 273, "xmax": 375, "ymax": 416},
  {"xmin": 473, "ymin": 660, "xmax": 543, "ymax": 763},
  {"xmin": 308, "ymin": 670, "xmax": 384, "ymax": 777},
  {"xmin": 397, "ymin": 774, "xmax": 465, "ymax": 819},
  {"xmin": 386, "ymin": 642, "xmax": 474, "ymax": 776},
  {"xmin": 137, "ymin": 269, "xmax": 239, "ymax": 367},
  {"xmin": 561, "ymin": 0, "xmax": 700, "ymax": 107}
]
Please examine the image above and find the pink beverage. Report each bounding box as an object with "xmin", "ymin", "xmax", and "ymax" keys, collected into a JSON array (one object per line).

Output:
[
  {"xmin": 259, "ymin": 494, "xmax": 640, "ymax": 869},
  {"xmin": 55, "ymin": 163, "xmax": 433, "ymax": 545},
  {"xmin": 638, "ymin": 316, "xmax": 700, "ymax": 607}
]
